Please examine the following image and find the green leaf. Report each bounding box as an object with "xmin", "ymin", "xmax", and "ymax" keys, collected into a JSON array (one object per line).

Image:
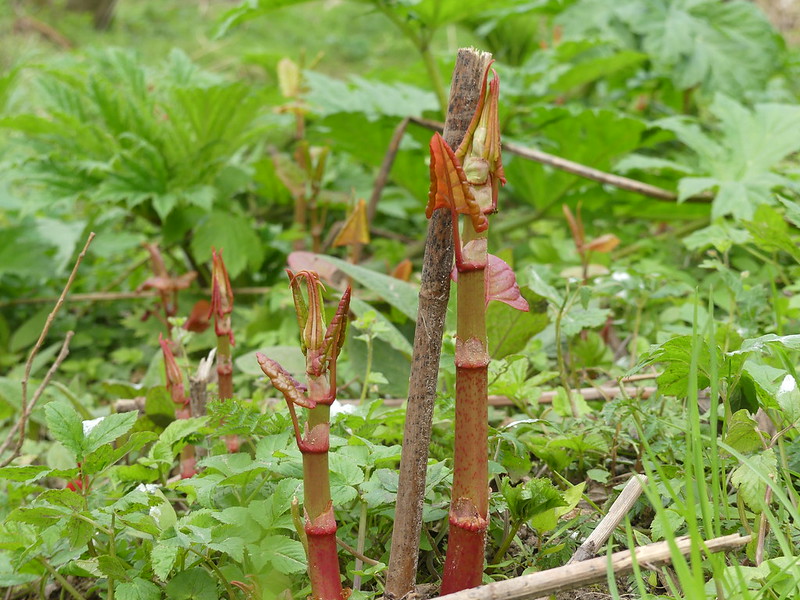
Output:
[
  {"xmin": 743, "ymin": 205, "xmax": 800, "ymax": 263},
  {"xmin": 116, "ymin": 578, "xmax": 161, "ymax": 600},
  {"xmin": 560, "ymin": 0, "xmax": 780, "ymax": 98},
  {"xmin": 488, "ymin": 299, "xmax": 548, "ymax": 359},
  {"xmin": 723, "ymin": 409, "xmax": 767, "ymax": 454},
  {"xmin": 731, "ymin": 449, "xmax": 777, "ymax": 511},
  {"xmin": 350, "ymin": 297, "xmax": 413, "ymax": 356},
  {"xmin": 506, "ymin": 107, "xmax": 646, "ymax": 212},
  {"xmin": 260, "ymin": 535, "xmax": 307, "ymax": 575},
  {"xmin": 657, "ymin": 95, "xmax": 800, "ymax": 220},
  {"xmin": 151, "ymin": 544, "xmax": 179, "ymax": 581},
  {"xmin": 502, "ymin": 477, "xmax": 566, "ymax": 523},
  {"xmin": 84, "ymin": 411, "xmax": 138, "ymax": 455},
  {"xmin": 651, "ymin": 508, "xmax": 686, "ymax": 541},
  {"xmin": 776, "ymin": 374, "xmax": 800, "ymax": 426},
  {"xmin": 148, "ymin": 417, "xmax": 207, "ymax": 466},
  {"xmin": 165, "ymin": 567, "xmax": 217, "ymax": 600},
  {"xmin": 84, "ymin": 431, "xmax": 157, "ymax": 475},
  {"xmin": 308, "ymin": 254, "xmax": 419, "ymax": 321},
  {"xmin": 97, "ymin": 555, "xmax": 133, "ymax": 581},
  {"xmin": 633, "ymin": 335, "xmax": 715, "ymax": 398},
  {"xmin": 633, "ymin": 0, "xmax": 779, "ymax": 96},
  {"xmin": 190, "ymin": 211, "xmax": 264, "ymax": 278},
  {"xmin": 45, "ymin": 401, "xmax": 85, "ymax": 460},
  {"xmin": 0, "ymin": 465, "xmax": 51, "ymax": 482},
  {"xmin": 304, "ymin": 71, "xmax": 438, "ymax": 120}
]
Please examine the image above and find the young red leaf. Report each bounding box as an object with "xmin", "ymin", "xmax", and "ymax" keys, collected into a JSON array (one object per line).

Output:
[
  {"xmin": 209, "ymin": 248, "xmax": 235, "ymax": 345},
  {"xmin": 426, "ymin": 132, "xmax": 488, "ymax": 233},
  {"xmin": 486, "ymin": 254, "xmax": 529, "ymax": 311},
  {"xmin": 456, "ymin": 65, "xmax": 506, "ymax": 214},
  {"xmin": 452, "ymin": 254, "xmax": 529, "ymax": 311},
  {"xmin": 333, "ymin": 198, "xmax": 370, "ymax": 247},
  {"xmin": 256, "ymin": 353, "xmax": 315, "ymax": 409}
]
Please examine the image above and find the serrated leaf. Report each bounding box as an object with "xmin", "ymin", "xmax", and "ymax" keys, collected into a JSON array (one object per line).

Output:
[
  {"xmin": 304, "ymin": 71, "xmax": 438, "ymax": 120},
  {"xmin": 84, "ymin": 411, "xmax": 138, "ymax": 455},
  {"xmin": 84, "ymin": 431, "xmax": 157, "ymax": 475},
  {"xmin": 651, "ymin": 508, "xmax": 686, "ymax": 541},
  {"xmin": 731, "ymin": 450, "xmax": 777, "ymax": 511},
  {"xmin": 723, "ymin": 409, "xmax": 767, "ymax": 454},
  {"xmin": 190, "ymin": 211, "xmax": 263, "ymax": 278},
  {"xmin": 116, "ymin": 578, "xmax": 161, "ymax": 600},
  {"xmin": 261, "ymin": 535, "xmax": 307, "ymax": 575},
  {"xmin": 151, "ymin": 543, "xmax": 178, "ymax": 581},
  {"xmin": 45, "ymin": 401, "xmax": 85, "ymax": 460},
  {"xmin": 0, "ymin": 465, "xmax": 51, "ymax": 482},
  {"xmin": 658, "ymin": 95, "xmax": 800, "ymax": 220},
  {"xmin": 98, "ymin": 555, "xmax": 133, "ymax": 581},
  {"xmin": 165, "ymin": 567, "xmax": 216, "ymax": 600}
]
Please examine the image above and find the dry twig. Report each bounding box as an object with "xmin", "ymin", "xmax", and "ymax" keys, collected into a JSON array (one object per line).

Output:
[
  {"xmin": 569, "ymin": 475, "xmax": 648, "ymax": 563},
  {"xmin": 0, "ymin": 233, "xmax": 95, "ymax": 467}
]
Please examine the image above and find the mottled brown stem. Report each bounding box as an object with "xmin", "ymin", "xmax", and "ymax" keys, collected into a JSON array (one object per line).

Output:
[{"xmin": 386, "ymin": 48, "xmax": 493, "ymax": 600}]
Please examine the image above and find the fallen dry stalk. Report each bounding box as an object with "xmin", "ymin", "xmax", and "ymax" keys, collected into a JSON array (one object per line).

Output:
[
  {"xmin": 341, "ymin": 385, "xmax": 656, "ymax": 407},
  {"xmin": 569, "ymin": 475, "xmax": 647, "ymax": 563},
  {"xmin": 433, "ymin": 533, "xmax": 750, "ymax": 600}
]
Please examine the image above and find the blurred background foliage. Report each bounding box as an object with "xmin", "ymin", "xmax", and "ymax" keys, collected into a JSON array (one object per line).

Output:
[{"xmin": 0, "ymin": 0, "xmax": 799, "ymax": 399}]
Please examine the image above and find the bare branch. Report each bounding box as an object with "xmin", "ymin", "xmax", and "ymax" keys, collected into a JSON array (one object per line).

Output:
[{"xmin": 0, "ymin": 232, "xmax": 95, "ymax": 466}]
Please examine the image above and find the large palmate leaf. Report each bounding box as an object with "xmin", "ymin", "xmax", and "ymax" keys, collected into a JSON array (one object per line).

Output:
[
  {"xmin": 654, "ymin": 94, "xmax": 800, "ymax": 219},
  {"xmin": 304, "ymin": 71, "xmax": 438, "ymax": 121},
  {"xmin": 505, "ymin": 106, "xmax": 647, "ymax": 211},
  {"xmin": 1, "ymin": 49, "xmax": 263, "ymax": 224},
  {"xmin": 557, "ymin": 0, "xmax": 781, "ymax": 98}
]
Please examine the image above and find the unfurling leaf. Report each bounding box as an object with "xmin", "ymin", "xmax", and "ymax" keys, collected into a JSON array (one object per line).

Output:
[
  {"xmin": 288, "ymin": 270, "xmax": 325, "ymax": 356},
  {"xmin": 452, "ymin": 254, "xmax": 529, "ymax": 311},
  {"xmin": 256, "ymin": 353, "xmax": 314, "ymax": 409},
  {"xmin": 485, "ymin": 255, "xmax": 529, "ymax": 311},
  {"xmin": 277, "ymin": 57, "xmax": 302, "ymax": 99},
  {"xmin": 391, "ymin": 259, "xmax": 413, "ymax": 281},
  {"xmin": 456, "ymin": 64, "xmax": 506, "ymax": 214},
  {"xmin": 183, "ymin": 300, "xmax": 211, "ymax": 333},
  {"xmin": 584, "ymin": 233, "xmax": 620, "ymax": 253},
  {"xmin": 159, "ymin": 334, "xmax": 189, "ymax": 417},
  {"xmin": 427, "ymin": 132, "xmax": 487, "ymax": 233},
  {"xmin": 209, "ymin": 248, "xmax": 234, "ymax": 345},
  {"xmin": 333, "ymin": 198, "xmax": 370, "ymax": 246}
]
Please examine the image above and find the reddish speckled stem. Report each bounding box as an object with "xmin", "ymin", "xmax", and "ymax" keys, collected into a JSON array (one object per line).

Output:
[{"xmin": 442, "ymin": 222, "xmax": 490, "ymax": 592}]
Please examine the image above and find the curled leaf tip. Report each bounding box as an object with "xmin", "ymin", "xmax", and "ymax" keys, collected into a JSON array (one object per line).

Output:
[
  {"xmin": 427, "ymin": 132, "xmax": 488, "ymax": 232},
  {"xmin": 209, "ymin": 247, "xmax": 235, "ymax": 345},
  {"xmin": 256, "ymin": 352, "xmax": 314, "ymax": 409}
]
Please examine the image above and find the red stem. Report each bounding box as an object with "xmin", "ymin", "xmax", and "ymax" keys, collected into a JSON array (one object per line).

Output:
[{"xmin": 442, "ymin": 222, "xmax": 489, "ymax": 592}]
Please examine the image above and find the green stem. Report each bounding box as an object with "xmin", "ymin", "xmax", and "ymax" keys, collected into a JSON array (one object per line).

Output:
[
  {"xmin": 554, "ymin": 290, "xmax": 578, "ymax": 416},
  {"xmin": 352, "ymin": 499, "xmax": 369, "ymax": 591},
  {"xmin": 360, "ymin": 334, "xmax": 373, "ymax": 404},
  {"xmin": 108, "ymin": 514, "xmax": 116, "ymax": 600},
  {"xmin": 187, "ymin": 549, "xmax": 236, "ymax": 600},
  {"xmin": 491, "ymin": 519, "xmax": 523, "ymax": 564},
  {"xmin": 38, "ymin": 558, "xmax": 86, "ymax": 600},
  {"xmin": 374, "ymin": 2, "xmax": 447, "ymax": 113}
]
